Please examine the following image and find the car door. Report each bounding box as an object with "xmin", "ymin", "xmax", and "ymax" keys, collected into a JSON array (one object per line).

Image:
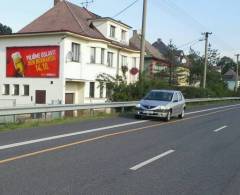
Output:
[
  {"xmin": 171, "ymin": 92, "xmax": 179, "ymax": 116},
  {"xmin": 177, "ymin": 92, "xmax": 184, "ymax": 114}
]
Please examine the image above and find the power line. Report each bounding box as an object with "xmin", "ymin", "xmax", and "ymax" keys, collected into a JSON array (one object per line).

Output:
[
  {"xmin": 112, "ymin": 0, "xmax": 140, "ymax": 18},
  {"xmin": 177, "ymin": 38, "xmax": 202, "ymax": 49},
  {"xmin": 74, "ymin": 0, "xmax": 141, "ymax": 36},
  {"xmin": 160, "ymin": 0, "xmax": 236, "ymax": 53}
]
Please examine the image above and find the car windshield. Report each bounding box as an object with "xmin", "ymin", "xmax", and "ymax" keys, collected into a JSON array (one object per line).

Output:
[{"xmin": 144, "ymin": 91, "xmax": 173, "ymax": 102}]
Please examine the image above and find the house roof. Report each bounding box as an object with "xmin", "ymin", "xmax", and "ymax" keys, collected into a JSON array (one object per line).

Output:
[
  {"xmin": 152, "ymin": 39, "xmax": 169, "ymax": 56},
  {"xmin": 19, "ymin": 1, "xmax": 104, "ymax": 39},
  {"xmin": 129, "ymin": 31, "xmax": 166, "ymax": 61},
  {"xmin": 17, "ymin": 0, "xmax": 138, "ymax": 52},
  {"xmin": 223, "ymin": 69, "xmax": 237, "ymax": 80}
]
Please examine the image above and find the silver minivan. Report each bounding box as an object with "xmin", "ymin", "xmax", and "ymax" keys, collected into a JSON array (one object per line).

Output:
[{"xmin": 135, "ymin": 90, "xmax": 186, "ymax": 121}]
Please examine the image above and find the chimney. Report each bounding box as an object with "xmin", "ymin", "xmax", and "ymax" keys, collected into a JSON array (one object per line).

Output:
[
  {"xmin": 133, "ymin": 30, "xmax": 138, "ymax": 36},
  {"xmin": 54, "ymin": 0, "xmax": 63, "ymax": 6}
]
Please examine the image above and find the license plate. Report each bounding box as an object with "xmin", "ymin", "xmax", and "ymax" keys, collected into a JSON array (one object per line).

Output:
[{"xmin": 143, "ymin": 110, "xmax": 154, "ymax": 114}]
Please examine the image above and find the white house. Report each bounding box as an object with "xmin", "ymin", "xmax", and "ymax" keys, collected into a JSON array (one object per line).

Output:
[{"xmin": 0, "ymin": 0, "xmax": 140, "ymax": 107}]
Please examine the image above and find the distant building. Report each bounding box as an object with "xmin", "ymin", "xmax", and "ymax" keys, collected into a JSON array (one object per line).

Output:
[
  {"xmin": 223, "ymin": 69, "xmax": 240, "ymax": 90},
  {"xmin": 0, "ymin": 0, "xmax": 140, "ymax": 106},
  {"xmin": 152, "ymin": 39, "xmax": 190, "ymax": 86},
  {"xmin": 129, "ymin": 31, "xmax": 170, "ymax": 82}
]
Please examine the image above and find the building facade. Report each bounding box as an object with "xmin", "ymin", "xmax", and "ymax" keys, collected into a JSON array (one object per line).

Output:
[{"xmin": 0, "ymin": 0, "xmax": 140, "ymax": 106}]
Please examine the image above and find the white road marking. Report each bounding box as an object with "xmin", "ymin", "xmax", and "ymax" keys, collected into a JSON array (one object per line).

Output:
[
  {"xmin": 0, "ymin": 103, "xmax": 239, "ymax": 151},
  {"xmin": 0, "ymin": 120, "xmax": 147, "ymax": 151},
  {"xmin": 213, "ymin": 125, "xmax": 228, "ymax": 133},
  {"xmin": 185, "ymin": 103, "xmax": 240, "ymax": 115},
  {"xmin": 130, "ymin": 150, "xmax": 175, "ymax": 171}
]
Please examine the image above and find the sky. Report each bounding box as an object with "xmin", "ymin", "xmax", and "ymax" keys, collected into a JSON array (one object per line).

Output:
[{"xmin": 1, "ymin": 0, "xmax": 240, "ymax": 59}]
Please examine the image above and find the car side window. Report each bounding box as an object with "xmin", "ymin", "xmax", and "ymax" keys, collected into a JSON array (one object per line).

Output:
[
  {"xmin": 173, "ymin": 93, "xmax": 178, "ymax": 102},
  {"xmin": 178, "ymin": 92, "xmax": 183, "ymax": 101}
]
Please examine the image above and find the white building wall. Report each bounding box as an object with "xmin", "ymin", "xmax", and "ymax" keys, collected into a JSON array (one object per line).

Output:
[
  {"xmin": 0, "ymin": 35, "xmax": 65, "ymax": 106},
  {"xmin": 0, "ymin": 34, "xmax": 140, "ymax": 106}
]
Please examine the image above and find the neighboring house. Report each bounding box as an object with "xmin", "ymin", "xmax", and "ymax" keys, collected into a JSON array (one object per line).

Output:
[
  {"xmin": 152, "ymin": 39, "xmax": 190, "ymax": 86},
  {"xmin": 0, "ymin": 0, "xmax": 140, "ymax": 106},
  {"xmin": 175, "ymin": 66, "xmax": 190, "ymax": 86},
  {"xmin": 223, "ymin": 69, "xmax": 240, "ymax": 91},
  {"xmin": 129, "ymin": 31, "xmax": 170, "ymax": 82}
]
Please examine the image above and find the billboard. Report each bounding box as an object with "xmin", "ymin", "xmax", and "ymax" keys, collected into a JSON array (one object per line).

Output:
[{"xmin": 6, "ymin": 46, "xmax": 60, "ymax": 78}]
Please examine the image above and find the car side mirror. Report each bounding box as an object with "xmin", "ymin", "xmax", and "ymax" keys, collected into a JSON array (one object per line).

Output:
[{"xmin": 173, "ymin": 100, "xmax": 178, "ymax": 103}]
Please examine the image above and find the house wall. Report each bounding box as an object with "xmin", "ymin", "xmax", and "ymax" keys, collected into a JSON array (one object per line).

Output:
[
  {"xmin": 0, "ymin": 34, "xmax": 140, "ymax": 106},
  {"xmin": 226, "ymin": 80, "xmax": 240, "ymax": 91},
  {"xmin": 93, "ymin": 20, "xmax": 130, "ymax": 45},
  {"xmin": 65, "ymin": 36, "xmax": 140, "ymax": 102},
  {"xmin": 0, "ymin": 35, "xmax": 65, "ymax": 106}
]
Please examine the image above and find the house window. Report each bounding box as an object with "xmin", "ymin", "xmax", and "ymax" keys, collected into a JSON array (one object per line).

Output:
[
  {"xmin": 72, "ymin": 43, "xmax": 80, "ymax": 62},
  {"xmin": 101, "ymin": 48, "xmax": 105, "ymax": 64},
  {"xmin": 121, "ymin": 55, "xmax": 127, "ymax": 66},
  {"xmin": 23, "ymin": 85, "xmax": 30, "ymax": 96},
  {"xmin": 132, "ymin": 57, "xmax": 137, "ymax": 68},
  {"xmin": 3, "ymin": 84, "xmax": 10, "ymax": 95},
  {"xmin": 121, "ymin": 30, "xmax": 127, "ymax": 42},
  {"xmin": 110, "ymin": 25, "xmax": 116, "ymax": 38},
  {"xmin": 13, "ymin": 84, "xmax": 19, "ymax": 96},
  {"xmin": 90, "ymin": 47, "xmax": 96, "ymax": 64},
  {"xmin": 107, "ymin": 52, "xmax": 114, "ymax": 67},
  {"xmin": 89, "ymin": 82, "xmax": 95, "ymax": 98}
]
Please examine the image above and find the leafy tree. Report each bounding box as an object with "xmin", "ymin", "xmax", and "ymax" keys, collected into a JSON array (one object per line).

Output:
[
  {"xmin": 207, "ymin": 44, "xmax": 220, "ymax": 67},
  {"xmin": 217, "ymin": 56, "xmax": 236, "ymax": 75},
  {"xmin": 0, "ymin": 23, "xmax": 12, "ymax": 35},
  {"xmin": 187, "ymin": 48, "xmax": 204, "ymax": 85},
  {"xmin": 166, "ymin": 40, "xmax": 181, "ymax": 85}
]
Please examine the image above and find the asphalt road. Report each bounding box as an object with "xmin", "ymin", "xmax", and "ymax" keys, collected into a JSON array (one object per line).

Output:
[{"xmin": 0, "ymin": 103, "xmax": 240, "ymax": 195}]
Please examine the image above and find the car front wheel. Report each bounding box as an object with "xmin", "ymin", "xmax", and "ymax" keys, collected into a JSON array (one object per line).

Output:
[
  {"xmin": 178, "ymin": 109, "xmax": 185, "ymax": 119},
  {"xmin": 165, "ymin": 111, "xmax": 171, "ymax": 122}
]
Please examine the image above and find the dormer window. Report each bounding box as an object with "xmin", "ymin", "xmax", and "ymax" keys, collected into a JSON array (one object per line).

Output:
[
  {"xmin": 110, "ymin": 25, "xmax": 116, "ymax": 38},
  {"xmin": 121, "ymin": 30, "xmax": 127, "ymax": 42}
]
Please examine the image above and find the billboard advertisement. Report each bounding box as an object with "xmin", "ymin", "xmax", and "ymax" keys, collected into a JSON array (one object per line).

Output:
[{"xmin": 6, "ymin": 46, "xmax": 60, "ymax": 78}]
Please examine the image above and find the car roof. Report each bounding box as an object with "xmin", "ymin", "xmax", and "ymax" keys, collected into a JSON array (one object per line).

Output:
[{"xmin": 150, "ymin": 89, "xmax": 181, "ymax": 93}]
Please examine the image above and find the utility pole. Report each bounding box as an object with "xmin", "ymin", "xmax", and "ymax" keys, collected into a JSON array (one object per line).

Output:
[
  {"xmin": 202, "ymin": 32, "xmax": 212, "ymax": 89},
  {"xmin": 139, "ymin": 0, "xmax": 147, "ymax": 80},
  {"xmin": 235, "ymin": 54, "xmax": 239, "ymax": 92}
]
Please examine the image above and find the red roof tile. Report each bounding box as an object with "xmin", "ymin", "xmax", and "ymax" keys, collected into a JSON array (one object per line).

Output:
[
  {"xmin": 18, "ymin": 0, "xmax": 139, "ymax": 51},
  {"xmin": 18, "ymin": 1, "xmax": 105, "ymax": 40}
]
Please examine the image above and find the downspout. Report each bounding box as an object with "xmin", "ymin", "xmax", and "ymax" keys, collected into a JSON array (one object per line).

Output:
[{"xmin": 117, "ymin": 48, "xmax": 121, "ymax": 77}]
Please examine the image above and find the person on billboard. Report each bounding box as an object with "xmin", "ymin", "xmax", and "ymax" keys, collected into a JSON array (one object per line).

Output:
[{"xmin": 11, "ymin": 52, "xmax": 25, "ymax": 77}]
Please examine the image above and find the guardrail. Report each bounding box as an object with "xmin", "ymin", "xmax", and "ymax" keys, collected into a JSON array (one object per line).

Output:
[{"xmin": 0, "ymin": 97, "xmax": 240, "ymax": 117}]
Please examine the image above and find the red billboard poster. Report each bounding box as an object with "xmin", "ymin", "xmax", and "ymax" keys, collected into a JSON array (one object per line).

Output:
[{"xmin": 6, "ymin": 46, "xmax": 60, "ymax": 78}]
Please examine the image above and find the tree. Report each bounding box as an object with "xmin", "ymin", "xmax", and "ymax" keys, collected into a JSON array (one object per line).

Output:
[
  {"xmin": 207, "ymin": 43, "xmax": 220, "ymax": 67},
  {"xmin": 188, "ymin": 48, "xmax": 204, "ymax": 86},
  {"xmin": 217, "ymin": 56, "xmax": 236, "ymax": 75},
  {"xmin": 0, "ymin": 23, "xmax": 12, "ymax": 35},
  {"xmin": 166, "ymin": 40, "xmax": 181, "ymax": 85}
]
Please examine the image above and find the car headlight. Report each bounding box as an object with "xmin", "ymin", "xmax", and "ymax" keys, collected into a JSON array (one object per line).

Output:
[
  {"xmin": 155, "ymin": 106, "xmax": 169, "ymax": 113},
  {"xmin": 159, "ymin": 106, "xmax": 166, "ymax": 110},
  {"xmin": 136, "ymin": 104, "xmax": 141, "ymax": 108}
]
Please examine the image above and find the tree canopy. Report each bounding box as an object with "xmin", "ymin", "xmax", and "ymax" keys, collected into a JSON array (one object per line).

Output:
[
  {"xmin": 217, "ymin": 56, "xmax": 237, "ymax": 75},
  {"xmin": 0, "ymin": 23, "xmax": 12, "ymax": 35}
]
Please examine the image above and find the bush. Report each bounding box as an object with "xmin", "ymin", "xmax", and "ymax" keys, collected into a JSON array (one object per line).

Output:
[{"xmin": 97, "ymin": 73, "xmax": 238, "ymax": 102}]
